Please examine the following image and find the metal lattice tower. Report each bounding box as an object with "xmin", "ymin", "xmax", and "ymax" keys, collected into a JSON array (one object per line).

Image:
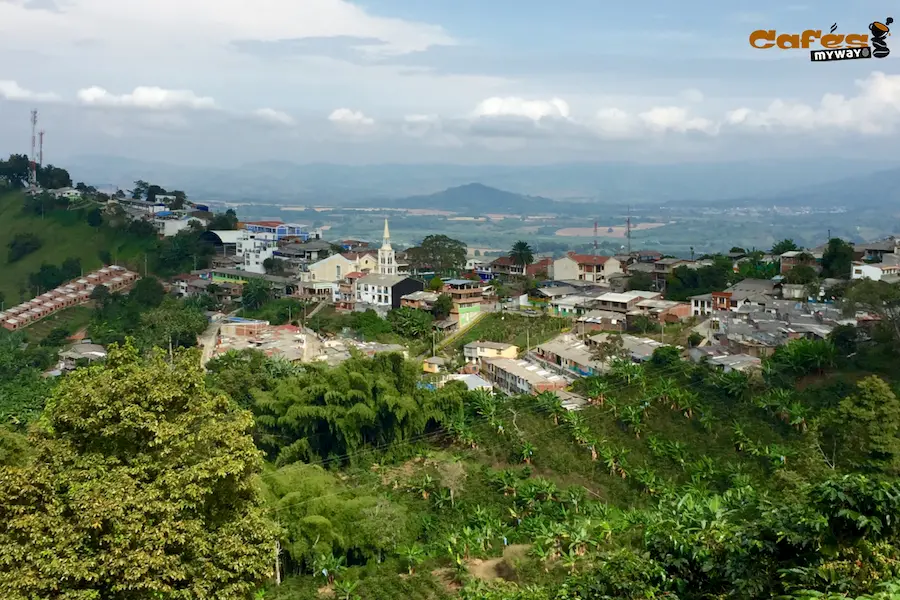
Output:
[{"xmin": 29, "ymin": 110, "xmax": 38, "ymax": 189}]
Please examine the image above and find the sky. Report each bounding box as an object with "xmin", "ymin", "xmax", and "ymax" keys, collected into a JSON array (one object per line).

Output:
[{"xmin": 1, "ymin": 0, "xmax": 899, "ymax": 166}]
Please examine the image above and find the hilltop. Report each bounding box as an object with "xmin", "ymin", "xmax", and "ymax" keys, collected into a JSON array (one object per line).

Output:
[
  {"xmin": 373, "ymin": 183, "xmax": 559, "ymax": 214},
  {"xmin": 0, "ymin": 190, "xmax": 150, "ymax": 304}
]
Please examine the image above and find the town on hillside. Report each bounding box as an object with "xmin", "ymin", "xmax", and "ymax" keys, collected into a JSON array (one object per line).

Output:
[{"xmin": 2, "ymin": 186, "xmax": 890, "ymax": 403}]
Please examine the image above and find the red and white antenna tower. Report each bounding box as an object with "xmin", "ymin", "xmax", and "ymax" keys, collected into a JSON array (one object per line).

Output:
[
  {"xmin": 29, "ymin": 109, "xmax": 38, "ymax": 189},
  {"xmin": 593, "ymin": 220, "xmax": 598, "ymax": 255},
  {"xmin": 39, "ymin": 129, "xmax": 44, "ymax": 167}
]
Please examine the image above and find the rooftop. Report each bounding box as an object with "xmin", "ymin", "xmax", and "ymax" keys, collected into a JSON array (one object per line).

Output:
[
  {"xmin": 597, "ymin": 291, "xmax": 659, "ymax": 304},
  {"xmin": 567, "ymin": 253, "xmax": 610, "ymax": 265},
  {"xmin": 483, "ymin": 357, "xmax": 564, "ymax": 385},
  {"xmin": 589, "ymin": 333, "xmax": 672, "ymax": 361},
  {"xmin": 444, "ymin": 373, "xmax": 492, "ymax": 391},
  {"xmin": 358, "ymin": 273, "xmax": 408, "ymax": 286},
  {"xmin": 536, "ymin": 335, "xmax": 604, "ymax": 370},
  {"xmin": 443, "ymin": 278, "xmax": 481, "ymax": 287},
  {"xmin": 577, "ymin": 309, "xmax": 625, "ymax": 322},
  {"xmin": 533, "ymin": 286, "xmax": 577, "ymax": 298},
  {"xmin": 465, "ymin": 340, "xmax": 518, "ymax": 351}
]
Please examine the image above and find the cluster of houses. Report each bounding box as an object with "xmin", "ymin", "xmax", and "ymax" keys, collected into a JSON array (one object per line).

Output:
[{"xmin": 1, "ymin": 266, "xmax": 139, "ymax": 331}]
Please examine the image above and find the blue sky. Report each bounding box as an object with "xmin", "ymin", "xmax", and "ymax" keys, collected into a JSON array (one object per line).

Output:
[{"xmin": 0, "ymin": 0, "xmax": 898, "ymax": 165}]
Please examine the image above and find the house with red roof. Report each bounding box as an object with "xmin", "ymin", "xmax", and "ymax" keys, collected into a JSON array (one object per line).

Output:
[{"xmin": 551, "ymin": 253, "xmax": 622, "ymax": 283}]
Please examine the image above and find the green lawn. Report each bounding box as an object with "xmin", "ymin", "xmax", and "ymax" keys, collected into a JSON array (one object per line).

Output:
[
  {"xmin": 0, "ymin": 191, "xmax": 151, "ymax": 304},
  {"xmin": 446, "ymin": 312, "xmax": 570, "ymax": 356}
]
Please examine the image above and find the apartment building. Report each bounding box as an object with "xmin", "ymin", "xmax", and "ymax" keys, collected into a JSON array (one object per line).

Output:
[
  {"xmin": 481, "ymin": 357, "xmax": 568, "ymax": 395},
  {"xmin": 443, "ymin": 278, "xmax": 484, "ymax": 327},
  {"xmin": 551, "ymin": 253, "xmax": 622, "ymax": 283}
]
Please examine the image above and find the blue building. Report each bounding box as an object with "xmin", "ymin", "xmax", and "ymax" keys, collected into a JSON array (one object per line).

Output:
[{"xmin": 242, "ymin": 220, "xmax": 315, "ymax": 241}]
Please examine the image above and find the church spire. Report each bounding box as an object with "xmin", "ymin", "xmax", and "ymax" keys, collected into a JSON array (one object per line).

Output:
[{"xmin": 381, "ymin": 218, "xmax": 392, "ymax": 250}]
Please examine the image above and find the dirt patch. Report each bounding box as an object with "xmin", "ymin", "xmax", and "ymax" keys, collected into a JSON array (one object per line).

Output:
[
  {"xmin": 467, "ymin": 544, "xmax": 532, "ymax": 582},
  {"xmin": 555, "ymin": 223, "xmax": 668, "ymax": 238},
  {"xmin": 317, "ymin": 585, "xmax": 334, "ymax": 597},
  {"xmin": 431, "ymin": 568, "xmax": 463, "ymax": 593}
]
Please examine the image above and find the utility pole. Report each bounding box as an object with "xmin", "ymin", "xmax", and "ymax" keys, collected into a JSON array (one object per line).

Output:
[{"xmin": 144, "ymin": 254, "xmax": 148, "ymax": 276}]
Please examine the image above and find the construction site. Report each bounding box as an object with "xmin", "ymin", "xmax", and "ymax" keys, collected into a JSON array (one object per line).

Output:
[{"xmin": 209, "ymin": 317, "xmax": 407, "ymax": 366}]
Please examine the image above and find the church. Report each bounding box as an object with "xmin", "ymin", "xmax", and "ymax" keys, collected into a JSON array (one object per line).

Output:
[{"xmin": 355, "ymin": 219, "xmax": 424, "ymax": 312}]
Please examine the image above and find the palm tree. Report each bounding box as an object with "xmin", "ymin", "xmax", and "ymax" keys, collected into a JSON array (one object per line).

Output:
[
  {"xmin": 241, "ymin": 277, "xmax": 272, "ymax": 311},
  {"xmin": 509, "ymin": 240, "xmax": 535, "ymax": 273}
]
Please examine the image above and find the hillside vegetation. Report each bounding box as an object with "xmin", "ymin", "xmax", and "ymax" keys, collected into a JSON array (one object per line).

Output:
[{"xmin": 0, "ymin": 191, "xmax": 150, "ymax": 303}]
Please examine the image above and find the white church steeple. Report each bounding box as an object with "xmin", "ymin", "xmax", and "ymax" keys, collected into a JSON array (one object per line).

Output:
[{"xmin": 378, "ymin": 218, "xmax": 396, "ymax": 275}]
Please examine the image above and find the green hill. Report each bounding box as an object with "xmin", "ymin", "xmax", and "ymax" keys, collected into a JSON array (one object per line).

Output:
[{"xmin": 0, "ymin": 191, "xmax": 151, "ymax": 306}]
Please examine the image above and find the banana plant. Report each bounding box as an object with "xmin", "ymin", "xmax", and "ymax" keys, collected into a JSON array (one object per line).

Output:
[{"xmin": 398, "ymin": 544, "xmax": 426, "ymax": 575}]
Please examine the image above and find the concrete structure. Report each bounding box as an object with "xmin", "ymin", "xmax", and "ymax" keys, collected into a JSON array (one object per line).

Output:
[
  {"xmin": 575, "ymin": 310, "xmax": 627, "ymax": 333},
  {"xmin": 593, "ymin": 291, "xmax": 661, "ymax": 314},
  {"xmin": 442, "ymin": 373, "xmax": 493, "ymax": 392},
  {"xmin": 851, "ymin": 258, "xmax": 900, "ymax": 282},
  {"xmin": 629, "ymin": 299, "xmax": 691, "ymax": 323},
  {"xmin": 443, "ymin": 279, "xmax": 483, "ymax": 327},
  {"xmin": 481, "ymin": 357, "xmax": 568, "ymax": 395},
  {"xmin": 242, "ymin": 221, "xmax": 320, "ymax": 241},
  {"xmin": 236, "ymin": 229, "xmax": 279, "ymax": 274},
  {"xmin": 551, "ymin": 253, "xmax": 622, "ymax": 283},
  {"xmin": 534, "ymin": 334, "xmax": 605, "ymax": 377},
  {"xmin": 463, "ymin": 341, "xmax": 519, "ymax": 365},
  {"xmin": 335, "ymin": 272, "xmax": 365, "ymax": 312},
  {"xmin": 488, "ymin": 256, "xmax": 525, "ymax": 277},
  {"xmin": 423, "ymin": 356, "xmax": 447, "ymax": 374},
  {"xmin": 202, "ymin": 269, "xmax": 296, "ymax": 297},
  {"xmin": 356, "ymin": 273, "xmax": 424, "ymax": 311},
  {"xmin": 650, "ymin": 259, "xmax": 696, "ymax": 291},
  {"xmin": 780, "ymin": 251, "xmax": 823, "ymax": 275},
  {"xmin": 587, "ymin": 333, "xmax": 671, "ymax": 363},
  {"xmin": 401, "ymin": 290, "xmax": 440, "ymax": 310},
  {"xmin": 690, "ymin": 279, "xmax": 780, "ymax": 317}
]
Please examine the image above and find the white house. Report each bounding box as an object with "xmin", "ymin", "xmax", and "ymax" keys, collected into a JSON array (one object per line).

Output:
[
  {"xmin": 851, "ymin": 256, "xmax": 900, "ymax": 281},
  {"xmin": 551, "ymin": 253, "xmax": 622, "ymax": 283}
]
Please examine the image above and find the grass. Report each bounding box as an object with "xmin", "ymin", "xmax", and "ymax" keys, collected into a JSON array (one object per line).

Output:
[
  {"xmin": 0, "ymin": 191, "xmax": 152, "ymax": 304},
  {"xmin": 446, "ymin": 313, "xmax": 570, "ymax": 356},
  {"xmin": 22, "ymin": 306, "xmax": 94, "ymax": 343}
]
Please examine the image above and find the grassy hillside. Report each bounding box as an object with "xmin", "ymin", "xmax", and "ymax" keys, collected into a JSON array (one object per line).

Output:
[{"xmin": 0, "ymin": 191, "xmax": 151, "ymax": 304}]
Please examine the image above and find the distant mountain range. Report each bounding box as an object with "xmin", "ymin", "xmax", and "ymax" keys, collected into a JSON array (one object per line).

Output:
[{"xmin": 62, "ymin": 156, "xmax": 900, "ymax": 207}]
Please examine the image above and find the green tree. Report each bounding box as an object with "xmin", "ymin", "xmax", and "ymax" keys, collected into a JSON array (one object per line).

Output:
[
  {"xmin": 627, "ymin": 271, "xmax": 654, "ymax": 291},
  {"xmin": 428, "ymin": 277, "xmax": 444, "ymax": 291},
  {"xmin": 590, "ymin": 334, "xmax": 628, "ymax": 363},
  {"xmin": 208, "ymin": 209, "xmax": 240, "ymax": 230},
  {"xmin": 433, "ymin": 293, "xmax": 453, "ymax": 320},
  {"xmin": 242, "ymin": 278, "xmax": 272, "ymax": 311},
  {"xmin": 129, "ymin": 275, "xmax": 165, "ymax": 308},
  {"xmin": 836, "ymin": 376, "xmax": 900, "ymax": 474},
  {"xmin": 785, "ymin": 264, "xmax": 818, "ymax": 285},
  {"xmin": 0, "ymin": 342, "xmax": 275, "ymax": 599},
  {"xmin": 86, "ymin": 207, "xmax": 103, "ymax": 228},
  {"xmin": 131, "ymin": 179, "xmax": 149, "ymax": 200},
  {"xmin": 843, "ymin": 280, "xmax": 900, "ymax": 345},
  {"xmin": 139, "ymin": 300, "xmax": 209, "ymax": 353},
  {"xmin": 729, "ymin": 247, "xmax": 746, "ymax": 254},
  {"xmin": 772, "ymin": 239, "xmax": 799, "ymax": 255},
  {"xmin": 406, "ymin": 235, "xmax": 467, "ymax": 274},
  {"xmin": 7, "ymin": 232, "xmax": 42, "ymax": 263},
  {"xmin": 387, "ymin": 307, "xmax": 433, "ymax": 338},
  {"xmin": 509, "ymin": 241, "xmax": 534, "ymax": 272},
  {"xmin": 821, "ymin": 237, "xmax": 855, "ymax": 278}
]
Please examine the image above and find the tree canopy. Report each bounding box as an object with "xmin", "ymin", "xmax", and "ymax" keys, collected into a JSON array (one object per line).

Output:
[
  {"xmin": 406, "ymin": 235, "xmax": 467, "ymax": 274},
  {"xmin": 509, "ymin": 241, "xmax": 534, "ymax": 269},
  {"xmin": 0, "ymin": 342, "xmax": 274, "ymax": 599}
]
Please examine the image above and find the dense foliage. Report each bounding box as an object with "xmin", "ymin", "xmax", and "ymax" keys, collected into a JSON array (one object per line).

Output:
[{"xmin": 0, "ymin": 342, "xmax": 274, "ymax": 599}]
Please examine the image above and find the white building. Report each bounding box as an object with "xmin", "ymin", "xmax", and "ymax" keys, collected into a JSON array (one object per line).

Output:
[
  {"xmin": 236, "ymin": 230, "xmax": 279, "ymax": 274},
  {"xmin": 551, "ymin": 253, "xmax": 622, "ymax": 283},
  {"xmin": 851, "ymin": 258, "xmax": 900, "ymax": 282}
]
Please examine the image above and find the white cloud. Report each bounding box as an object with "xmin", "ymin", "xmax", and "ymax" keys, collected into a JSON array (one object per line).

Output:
[
  {"xmin": 76, "ymin": 86, "xmax": 216, "ymax": 110},
  {"xmin": 0, "ymin": 80, "xmax": 59, "ymax": 102},
  {"xmin": 639, "ymin": 107, "xmax": 717, "ymax": 134},
  {"xmin": 328, "ymin": 108, "xmax": 374, "ymax": 126},
  {"xmin": 253, "ymin": 107, "xmax": 295, "ymax": 125},
  {"xmin": 725, "ymin": 72, "xmax": 900, "ymax": 135},
  {"xmin": 472, "ymin": 97, "xmax": 570, "ymax": 121},
  {"xmin": 590, "ymin": 108, "xmax": 640, "ymax": 139}
]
